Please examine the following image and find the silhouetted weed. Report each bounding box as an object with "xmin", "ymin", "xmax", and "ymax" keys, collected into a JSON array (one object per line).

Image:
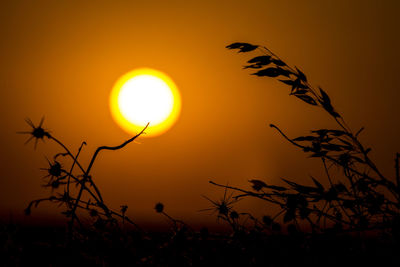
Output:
[
  {"xmin": 205, "ymin": 42, "xmax": 400, "ymax": 240},
  {"xmin": 12, "ymin": 43, "xmax": 400, "ymax": 266},
  {"xmin": 19, "ymin": 118, "xmax": 149, "ymax": 237}
]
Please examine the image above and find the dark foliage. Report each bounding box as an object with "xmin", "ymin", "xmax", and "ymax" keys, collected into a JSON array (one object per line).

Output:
[
  {"xmin": 2, "ymin": 223, "xmax": 399, "ymax": 266},
  {"xmin": 19, "ymin": 118, "xmax": 149, "ymax": 236},
  {"xmin": 208, "ymin": 42, "xmax": 400, "ymax": 238},
  {"xmin": 12, "ymin": 42, "xmax": 400, "ymax": 266}
]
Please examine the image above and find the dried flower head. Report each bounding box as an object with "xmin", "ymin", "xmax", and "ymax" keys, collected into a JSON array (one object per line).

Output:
[
  {"xmin": 201, "ymin": 186, "xmax": 239, "ymax": 216},
  {"xmin": 249, "ymin": 179, "xmax": 267, "ymax": 191},
  {"xmin": 50, "ymin": 180, "xmax": 60, "ymax": 189},
  {"xmin": 154, "ymin": 202, "xmax": 164, "ymax": 213},
  {"xmin": 120, "ymin": 205, "xmax": 128, "ymax": 215},
  {"xmin": 41, "ymin": 159, "xmax": 63, "ymax": 179},
  {"xmin": 230, "ymin": 211, "xmax": 239, "ymax": 219},
  {"xmin": 18, "ymin": 117, "xmax": 50, "ymax": 149}
]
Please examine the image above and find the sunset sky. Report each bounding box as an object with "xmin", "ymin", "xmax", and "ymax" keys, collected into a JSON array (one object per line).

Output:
[{"xmin": 0, "ymin": 0, "xmax": 399, "ymax": 227}]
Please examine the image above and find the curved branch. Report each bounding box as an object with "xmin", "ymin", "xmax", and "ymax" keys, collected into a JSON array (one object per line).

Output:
[{"xmin": 70, "ymin": 123, "xmax": 149, "ymax": 228}]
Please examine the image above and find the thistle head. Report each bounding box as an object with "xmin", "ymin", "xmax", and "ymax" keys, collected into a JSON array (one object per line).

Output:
[
  {"xmin": 201, "ymin": 186, "xmax": 239, "ymax": 218},
  {"xmin": 48, "ymin": 161, "xmax": 62, "ymax": 178},
  {"xmin": 41, "ymin": 159, "xmax": 63, "ymax": 179},
  {"xmin": 18, "ymin": 117, "xmax": 50, "ymax": 149}
]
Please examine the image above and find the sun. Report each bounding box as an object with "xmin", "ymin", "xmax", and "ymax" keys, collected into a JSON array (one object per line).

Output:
[{"xmin": 110, "ymin": 68, "xmax": 181, "ymax": 137}]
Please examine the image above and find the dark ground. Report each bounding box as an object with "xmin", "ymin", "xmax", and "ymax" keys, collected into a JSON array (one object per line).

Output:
[{"xmin": 1, "ymin": 223, "xmax": 399, "ymax": 266}]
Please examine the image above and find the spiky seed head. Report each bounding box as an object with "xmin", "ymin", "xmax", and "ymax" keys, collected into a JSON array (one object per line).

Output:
[
  {"xmin": 32, "ymin": 126, "xmax": 47, "ymax": 139},
  {"xmin": 218, "ymin": 203, "xmax": 229, "ymax": 215},
  {"xmin": 49, "ymin": 161, "xmax": 62, "ymax": 177}
]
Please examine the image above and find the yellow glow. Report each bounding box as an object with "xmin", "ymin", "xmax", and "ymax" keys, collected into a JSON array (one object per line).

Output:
[{"xmin": 110, "ymin": 68, "xmax": 181, "ymax": 137}]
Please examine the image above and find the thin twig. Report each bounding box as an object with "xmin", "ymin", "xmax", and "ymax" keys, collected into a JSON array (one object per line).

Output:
[
  {"xmin": 70, "ymin": 123, "xmax": 149, "ymax": 228},
  {"xmin": 66, "ymin": 141, "xmax": 86, "ymax": 196}
]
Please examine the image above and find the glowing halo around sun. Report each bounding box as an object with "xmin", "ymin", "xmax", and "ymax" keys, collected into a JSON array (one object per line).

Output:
[{"xmin": 110, "ymin": 68, "xmax": 181, "ymax": 137}]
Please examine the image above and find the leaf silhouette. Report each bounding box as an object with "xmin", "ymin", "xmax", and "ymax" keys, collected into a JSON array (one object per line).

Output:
[
  {"xmin": 336, "ymin": 139, "xmax": 353, "ymax": 150},
  {"xmin": 239, "ymin": 43, "xmax": 258, "ymax": 52},
  {"xmin": 295, "ymin": 94, "xmax": 317, "ymax": 105},
  {"xmin": 243, "ymin": 64, "xmax": 264, "ymax": 69},
  {"xmin": 310, "ymin": 176, "xmax": 324, "ymax": 192},
  {"xmin": 292, "ymin": 136, "xmax": 316, "ymax": 141},
  {"xmin": 271, "ymin": 58, "xmax": 286, "ymax": 66},
  {"xmin": 310, "ymin": 151, "xmax": 328, "ymax": 157},
  {"xmin": 293, "ymin": 79, "xmax": 309, "ymax": 89},
  {"xmin": 285, "ymin": 79, "xmax": 309, "ymax": 95},
  {"xmin": 295, "ymin": 66, "xmax": 307, "ymax": 82},
  {"xmin": 292, "ymin": 89, "xmax": 309, "ymax": 95},
  {"xmin": 265, "ymin": 185, "xmax": 287, "ymax": 191},
  {"xmin": 321, "ymin": 143, "xmax": 343, "ymax": 151},
  {"xmin": 249, "ymin": 179, "xmax": 267, "ymax": 191},
  {"xmin": 319, "ymin": 87, "xmax": 331, "ymax": 105},
  {"xmin": 279, "ymin": 79, "xmax": 295, "ymax": 86},
  {"xmin": 319, "ymin": 87, "xmax": 340, "ymax": 118},
  {"xmin": 247, "ymin": 55, "xmax": 271, "ymax": 65},
  {"xmin": 226, "ymin": 42, "xmax": 258, "ymax": 52},
  {"xmin": 351, "ymin": 155, "xmax": 365, "ymax": 163},
  {"xmin": 328, "ymin": 130, "xmax": 347, "ymax": 136},
  {"xmin": 276, "ymin": 67, "xmax": 292, "ymax": 77},
  {"xmin": 252, "ymin": 67, "xmax": 281, "ymax": 77},
  {"xmin": 282, "ymin": 179, "xmax": 318, "ymax": 194},
  {"xmin": 226, "ymin": 42, "xmax": 244, "ymax": 49}
]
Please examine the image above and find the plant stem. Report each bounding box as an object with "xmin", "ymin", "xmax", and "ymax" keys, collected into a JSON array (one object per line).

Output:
[
  {"xmin": 66, "ymin": 141, "xmax": 86, "ymax": 197},
  {"xmin": 69, "ymin": 123, "xmax": 149, "ymax": 228}
]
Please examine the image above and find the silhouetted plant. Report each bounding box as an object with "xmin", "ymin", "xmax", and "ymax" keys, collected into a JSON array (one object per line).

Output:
[
  {"xmin": 207, "ymin": 42, "xmax": 400, "ymax": 237},
  {"xmin": 10, "ymin": 43, "xmax": 400, "ymax": 266},
  {"xmin": 154, "ymin": 202, "xmax": 192, "ymax": 234},
  {"xmin": 19, "ymin": 118, "xmax": 148, "ymax": 235}
]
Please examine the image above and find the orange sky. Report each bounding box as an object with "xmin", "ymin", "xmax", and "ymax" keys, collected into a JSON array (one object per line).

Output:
[{"xmin": 0, "ymin": 0, "xmax": 399, "ymax": 227}]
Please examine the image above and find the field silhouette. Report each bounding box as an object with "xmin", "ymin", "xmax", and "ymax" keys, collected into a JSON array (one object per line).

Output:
[{"xmin": 3, "ymin": 43, "xmax": 400, "ymax": 266}]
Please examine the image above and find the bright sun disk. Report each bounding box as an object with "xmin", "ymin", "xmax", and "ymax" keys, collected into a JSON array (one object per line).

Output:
[{"xmin": 110, "ymin": 68, "xmax": 181, "ymax": 137}]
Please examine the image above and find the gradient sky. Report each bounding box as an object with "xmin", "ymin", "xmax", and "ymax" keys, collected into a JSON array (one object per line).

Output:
[{"xmin": 0, "ymin": 0, "xmax": 399, "ymax": 227}]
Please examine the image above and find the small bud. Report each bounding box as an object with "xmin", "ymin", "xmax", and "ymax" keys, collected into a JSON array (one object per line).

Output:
[
  {"xmin": 89, "ymin": 209, "xmax": 98, "ymax": 217},
  {"xmin": 154, "ymin": 202, "xmax": 164, "ymax": 213},
  {"xmin": 230, "ymin": 211, "xmax": 239, "ymax": 219}
]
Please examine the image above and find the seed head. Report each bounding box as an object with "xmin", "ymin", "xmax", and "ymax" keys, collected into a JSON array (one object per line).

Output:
[
  {"xmin": 50, "ymin": 180, "xmax": 60, "ymax": 189},
  {"xmin": 49, "ymin": 161, "xmax": 62, "ymax": 177},
  {"xmin": 155, "ymin": 202, "xmax": 164, "ymax": 213},
  {"xmin": 249, "ymin": 179, "xmax": 267, "ymax": 191},
  {"xmin": 42, "ymin": 160, "xmax": 63, "ymax": 180},
  {"xmin": 90, "ymin": 209, "xmax": 98, "ymax": 217},
  {"xmin": 200, "ymin": 186, "xmax": 239, "ymax": 217},
  {"xmin": 120, "ymin": 205, "xmax": 128, "ymax": 215},
  {"xmin": 230, "ymin": 211, "xmax": 239, "ymax": 219},
  {"xmin": 18, "ymin": 117, "xmax": 50, "ymax": 149}
]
